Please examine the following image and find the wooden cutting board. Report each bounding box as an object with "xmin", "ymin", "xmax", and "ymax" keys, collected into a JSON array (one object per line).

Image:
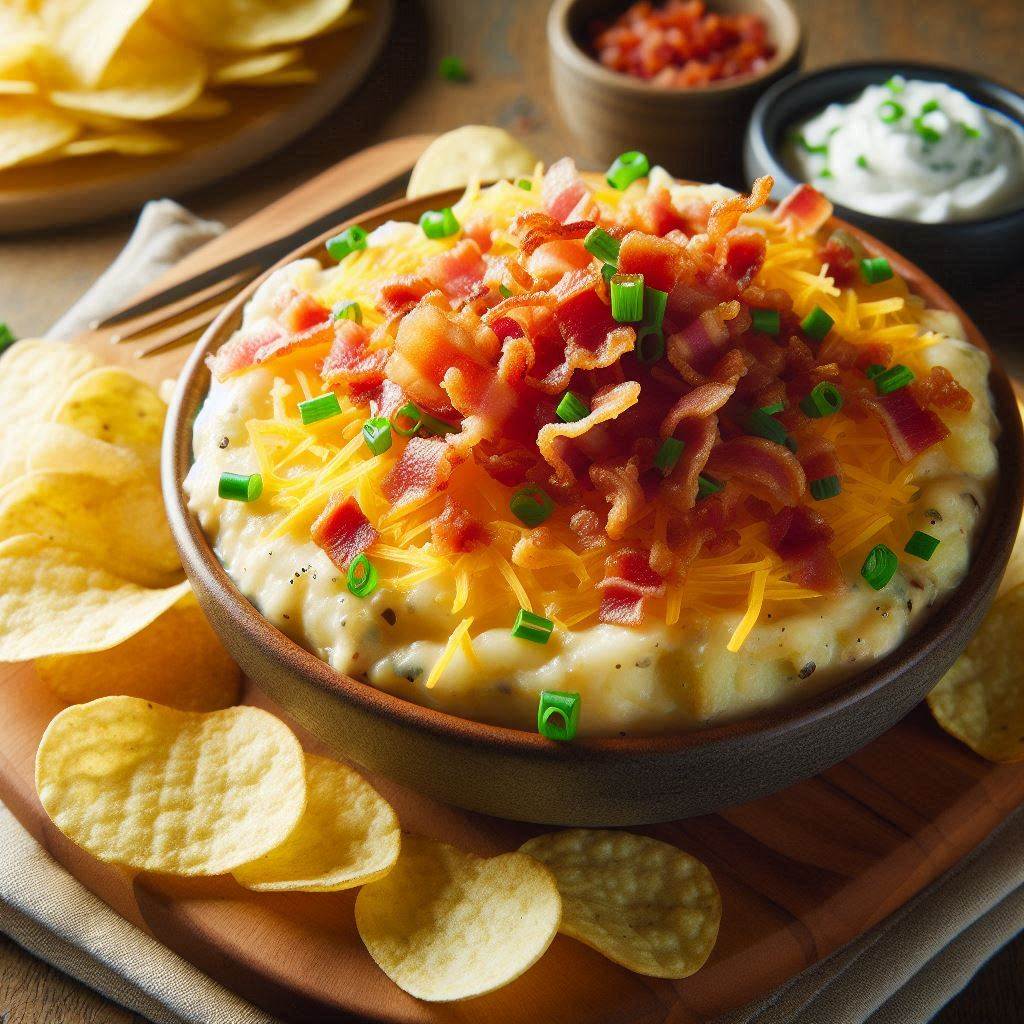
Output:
[{"xmin": 2, "ymin": 137, "xmax": 1023, "ymax": 1023}]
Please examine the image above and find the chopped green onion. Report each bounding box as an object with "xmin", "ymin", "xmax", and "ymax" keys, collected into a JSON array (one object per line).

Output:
[
  {"xmin": 920, "ymin": 99, "xmax": 940, "ymax": 114},
  {"xmin": 760, "ymin": 401, "xmax": 785, "ymax": 416},
  {"xmin": 859, "ymin": 256, "xmax": 893, "ymax": 284},
  {"xmin": 439, "ymin": 56, "xmax": 468, "ymax": 81},
  {"xmin": 299, "ymin": 393, "xmax": 342, "ymax": 425},
  {"xmin": 556, "ymin": 390, "xmax": 589, "ymax": 423},
  {"xmin": 810, "ymin": 475, "xmax": 842, "ymax": 500},
  {"xmin": 643, "ymin": 286, "xmax": 668, "ymax": 330},
  {"xmin": 905, "ymin": 530, "xmax": 940, "ymax": 561},
  {"xmin": 333, "ymin": 300, "xmax": 362, "ymax": 323},
  {"xmin": 419, "ymin": 410, "xmax": 459, "ymax": 435},
  {"xmin": 347, "ymin": 554, "xmax": 378, "ymax": 598},
  {"xmin": 697, "ymin": 474, "xmax": 722, "ymax": 499},
  {"xmin": 420, "ymin": 207, "xmax": 460, "ymax": 239},
  {"xmin": 913, "ymin": 114, "xmax": 942, "ymax": 144},
  {"xmin": 326, "ymin": 226, "xmax": 367, "ymax": 261},
  {"xmin": 794, "ymin": 133, "xmax": 829, "ymax": 155},
  {"xmin": 885, "ymin": 76, "xmax": 905, "ymax": 94},
  {"xmin": 610, "ymin": 272, "xmax": 644, "ymax": 322},
  {"xmin": 510, "ymin": 484, "xmax": 555, "ymax": 527},
  {"xmin": 654, "ymin": 437, "xmax": 684, "ymax": 476},
  {"xmin": 878, "ymin": 100, "xmax": 904, "ymax": 124},
  {"xmin": 517, "ymin": 178, "xmax": 533, "ymax": 190},
  {"xmin": 800, "ymin": 305, "xmax": 834, "ymax": 341},
  {"xmin": 601, "ymin": 262, "xmax": 617, "ymax": 285},
  {"xmin": 819, "ymin": 168, "xmax": 834, "ymax": 179},
  {"xmin": 512, "ymin": 608, "xmax": 554, "ymax": 644},
  {"xmin": 0, "ymin": 322, "xmax": 15, "ymax": 355},
  {"xmin": 362, "ymin": 416, "xmax": 392, "ymax": 456},
  {"xmin": 498, "ymin": 283, "xmax": 512, "ymax": 298},
  {"xmin": 747, "ymin": 407, "xmax": 791, "ymax": 448},
  {"xmin": 392, "ymin": 402, "xmax": 422, "ymax": 437},
  {"xmin": 800, "ymin": 381, "xmax": 843, "ymax": 418},
  {"xmin": 856, "ymin": 154, "xmax": 870, "ymax": 171},
  {"xmin": 861, "ymin": 544, "xmax": 899, "ymax": 590},
  {"xmin": 865, "ymin": 363, "xmax": 887, "ymax": 380},
  {"xmin": 537, "ymin": 690, "xmax": 580, "ymax": 741},
  {"xmin": 874, "ymin": 364, "xmax": 914, "ymax": 394},
  {"xmin": 634, "ymin": 324, "xmax": 664, "ymax": 364},
  {"xmin": 751, "ymin": 307, "xmax": 780, "ymax": 335},
  {"xmin": 584, "ymin": 226, "xmax": 621, "ymax": 265},
  {"xmin": 218, "ymin": 472, "xmax": 263, "ymax": 502},
  {"xmin": 960, "ymin": 122, "xmax": 981, "ymax": 140},
  {"xmin": 606, "ymin": 150, "xmax": 650, "ymax": 190}
]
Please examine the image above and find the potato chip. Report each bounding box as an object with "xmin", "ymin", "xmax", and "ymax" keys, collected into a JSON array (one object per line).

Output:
[
  {"xmin": 36, "ymin": 593, "xmax": 241, "ymax": 712},
  {"xmin": 53, "ymin": 365, "xmax": 167, "ymax": 460},
  {"xmin": 927, "ymin": 583, "xmax": 1024, "ymax": 763},
  {"xmin": 0, "ymin": 534, "xmax": 188, "ymax": 660},
  {"xmin": 233, "ymin": 753, "xmax": 399, "ymax": 892},
  {"xmin": 0, "ymin": 339, "xmax": 100, "ymax": 432},
  {"xmin": 0, "ymin": 81, "xmax": 39, "ymax": 95},
  {"xmin": 355, "ymin": 836, "xmax": 561, "ymax": 1002},
  {"xmin": 154, "ymin": 0, "xmax": 354, "ymax": 51},
  {"xmin": 0, "ymin": 97, "xmax": 80, "ymax": 169},
  {"xmin": 158, "ymin": 93, "xmax": 231, "ymax": 121},
  {"xmin": 36, "ymin": 697, "xmax": 306, "ymax": 875},
  {"xmin": 232, "ymin": 67, "xmax": 318, "ymax": 88},
  {"xmin": 0, "ymin": 471, "xmax": 181, "ymax": 588},
  {"xmin": 62, "ymin": 130, "xmax": 180, "ymax": 156},
  {"xmin": 210, "ymin": 48, "xmax": 303, "ymax": 85},
  {"xmin": 407, "ymin": 126, "xmax": 539, "ymax": 199},
  {"xmin": 50, "ymin": 21, "xmax": 205, "ymax": 121},
  {"xmin": 520, "ymin": 830, "xmax": 721, "ymax": 979}
]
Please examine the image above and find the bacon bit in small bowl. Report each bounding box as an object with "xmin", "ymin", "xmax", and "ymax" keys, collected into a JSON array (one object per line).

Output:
[{"xmin": 588, "ymin": 0, "xmax": 776, "ymax": 88}]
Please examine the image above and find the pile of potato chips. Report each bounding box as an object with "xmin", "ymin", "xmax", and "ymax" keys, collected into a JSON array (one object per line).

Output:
[{"xmin": 0, "ymin": 0, "xmax": 366, "ymax": 169}]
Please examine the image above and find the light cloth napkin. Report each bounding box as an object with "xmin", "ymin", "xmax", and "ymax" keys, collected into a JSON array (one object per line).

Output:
[{"xmin": 0, "ymin": 199, "xmax": 1020, "ymax": 1024}]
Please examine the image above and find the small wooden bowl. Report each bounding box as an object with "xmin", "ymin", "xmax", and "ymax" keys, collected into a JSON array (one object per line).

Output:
[
  {"xmin": 547, "ymin": 0, "xmax": 803, "ymax": 183},
  {"xmin": 164, "ymin": 188, "xmax": 1023, "ymax": 827}
]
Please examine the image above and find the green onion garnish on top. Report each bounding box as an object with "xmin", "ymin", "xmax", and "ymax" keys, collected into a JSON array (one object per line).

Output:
[
  {"xmin": 800, "ymin": 305, "xmax": 834, "ymax": 341},
  {"xmin": 794, "ymin": 134, "xmax": 829, "ymax": 155},
  {"xmin": 643, "ymin": 286, "xmax": 668, "ymax": 329},
  {"xmin": 905, "ymin": 530, "xmax": 940, "ymax": 561},
  {"xmin": 610, "ymin": 272, "xmax": 644, "ymax": 322},
  {"xmin": 601, "ymin": 262, "xmax": 617, "ymax": 285},
  {"xmin": 800, "ymin": 381, "xmax": 843, "ymax": 418},
  {"xmin": 347, "ymin": 554, "xmax": 378, "ymax": 598},
  {"xmin": 920, "ymin": 99, "xmax": 940, "ymax": 114},
  {"xmin": 513, "ymin": 608, "xmax": 554, "ymax": 644},
  {"xmin": 747, "ymin": 407, "xmax": 791, "ymax": 448},
  {"xmin": 810, "ymin": 475, "xmax": 842, "ymax": 501},
  {"xmin": 362, "ymin": 416, "xmax": 392, "ymax": 456},
  {"xmin": 874, "ymin": 364, "xmax": 914, "ymax": 395},
  {"xmin": 299, "ymin": 393, "xmax": 342, "ymax": 425},
  {"xmin": 865, "ymin": 363, "xmax": 887, "ymax": 380},
  {"xmin": 654, "ymin": 437, "xmax": 684, "ymax": 476},
  {"xmin": 333, "ymin": 300, "xmax": 362, "ymax": 323},
  {"xmin": 634, "ymin": 324, "xmax": 665, "ymax": 365},
  {"xmin": 960, "ymin": 122, "xmax": 981, "ymax": 140},
  {"xmin": 517, "ymin": 178, "xmax": 533, "ymax": 190},
  {"xmin": 498, "ymin": 283, "xmax": 512, "ymax": 298},
  {"xmin": 326, "ymin": 226, "xmax": 367, "ymax": 261},
  {"xmin": 760, "ymin": 401, "xmax": 785, "ymax": 416},
  {"xmin": 556, "ymin": 390, "xmax": 589, "ymax": 423},
  {"xmin": 584, "ymin": 226, "xmax": 620, "ymax": 266},
  {"xmin": 606, "ymin": 150, "xmax": 650, "ymax": 190},
  {"xmin": 861, "ymin": 544, "xmax": 899, "ymax": 590},
  {"xmin": 537, "ymin": 690, "xmax": 580, "ymax": 741},
  {"xmin": 391, "ymin": 402, "xmax": 457, "ymax": 437},
  {"xmin": 859, "ymin": 256, "xmax": 893, "ymax": 284},
  {"xmin": 856, "ymin": 154, "xmax": 871, "ymax": 171},
  {"xmin": 420, "ymin": 207, "xmax": 460, "ymax": 240},
  {"xmin": 878, "ymin": 100, "xmax": 904, "ymax": 124},
  {"xmin": 913, "ymin": 114, "xmax": 942, "ymax": 145},
  {"xmin": 439, "ymin": 56, "xmax": 468, "ymax": 81},
  {"xmin": 697, "ymin": 474, "xmax": 722, "ymax": 499},
  {"xmin": 218, "ymin": 471, "xmax": 263, "ymax": 502},
  {"xmin": 0, "ymin": 323, "xmax": 15, "ymax": 355},
  {"xmin": 510, "ymin": 484, "xmax": 555, "ymax": 528},
  {"xmin": 885, "ymin": 76, "xmax": 905, "ymax": 94},
  {"xmin": 751, "ymin": 308, "xmax": 780, "ymax": 335}
]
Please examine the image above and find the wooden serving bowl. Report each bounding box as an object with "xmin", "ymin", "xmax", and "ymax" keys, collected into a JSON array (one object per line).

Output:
[{"xmin": 164, "ymin": 187, "xmax": 1024, "ymax": 827}]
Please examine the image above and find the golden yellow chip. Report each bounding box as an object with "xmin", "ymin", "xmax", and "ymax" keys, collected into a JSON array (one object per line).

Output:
[
  {"xmin": 36, "ymin": 697, "xmax": 307, "ymax": 875},
  {"xmin": 210, "ymin": 48, "xmax": 303, "ymax": 85},
  {"xmin": 233, "ymin": 753, "xmax": 399, "ymax": 892},
  {"xmin": 36, "ymin": 593, "xmax": 241, "ymax": 712},
  {"xmin": 407, "ymin": 126, "xmax": 539, "ymax": 200},
  {"xmin": 928, "ymin": 583, "xmax": 1024, "ymax": 763},
  {"xmin": 0, "ymin": 340, "xmax": 100, "ymax": 433},
  {"xmin": 158, "ymin": 93, "xmax": 231, "ymax": 121},
  {"xmin": 0, "ymin": 534, "xmax": 189, "ymax": 660},
  {"xmin": 520, "ymin": 830, "xmax": 721, "ymax": 979},
  {"xmin": 0, "ymin": 97, "xmax": 81, "ymax": 169},
  {"xmin": 154, "ymin": 0, "xmax": 354, "ymax": 51},
  {"xmin": 0, "ymin": 81, "xmax": 39, "ymax": 95},
  {"xmin": 355, "ymin": 837, "xmax": 561, "ymax": 1001},
  {"xmin": 62, "ymin": 130, "xmax": 180, "ymax": 157},
  {"xmin": 0, "ymin": 470, "xmax": 181, "ymax": 588},
  {"xmin": 53, "ymin": 365, "xmax": 167, "ymax": 461}
]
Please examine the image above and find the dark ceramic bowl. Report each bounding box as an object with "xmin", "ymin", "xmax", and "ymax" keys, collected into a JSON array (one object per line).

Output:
[
  {"xmin": 164, "ymin": 187, "xmax": 1023, "ymax": 827},
  {"xmin": 549, "ymin": 0, "xmax": 803, "ymax": 184},
  {"xmin": 744, "ymin": 61, "xmax": 1024, "ymax": 282}
]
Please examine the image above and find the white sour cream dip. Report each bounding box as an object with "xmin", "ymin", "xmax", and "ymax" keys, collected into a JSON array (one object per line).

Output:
[{"xmin": 785, "ymin": 76, "xmax": 1024, "ymax": 222}]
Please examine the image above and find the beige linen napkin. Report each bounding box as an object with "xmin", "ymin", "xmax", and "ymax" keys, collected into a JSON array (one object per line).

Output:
[{"xmin": 0, "ymin": 199, "xmax": 1019, "ymax": 1024}]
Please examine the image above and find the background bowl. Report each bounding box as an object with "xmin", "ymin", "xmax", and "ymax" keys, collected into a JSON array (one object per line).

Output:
[
  {"xmin": 164, "ymin": 187, "xmax": 1023, "ymax": 827},
  {"xmin": 548, "ymin": 0, "xmax": 803, "ymax": 184},
  {"xmin": 744, "ymin": 61, "xmax": 1024, "ymax": 282}
]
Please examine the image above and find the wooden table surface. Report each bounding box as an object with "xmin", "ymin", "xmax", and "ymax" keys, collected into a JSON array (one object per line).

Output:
[{"xmin": 0, "ymin": 1, "xmax": 1021, "ymax": 1021}]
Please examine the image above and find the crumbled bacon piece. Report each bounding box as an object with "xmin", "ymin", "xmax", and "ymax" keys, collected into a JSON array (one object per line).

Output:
[
  {"xmin": 274, "ymin": 288, "xmax": 330, "ymax": 334},
  {"xmin": 542, "ymin": 157, "xmax": 590, "ymax": 223},
  {"xmin": 775, "ymin": 184, "xmax": 833, "ymax": 235},
  {"xmin": 911, "ymin": 366, "xmax": 973, "ymax": 413},
  {"xmin": 431, "ymin": 497, "xmax": 490, "ymax": 553},
  {"xmin": 311, "ymin": 495, "xmax": 378, "ymax": 571},
  {"xmin": 866, "ymin": 388, "xmax": 950, "ymax": 463},
  {"xmin": 321, "ymin": 319, "xmax": 387, "ymax": 390},
  {"xmin": 381, "ymin": 437, "xmax": 462, "ymax": 508},
  {"xmin": 768, "ymin": 505, "xmax": 843, "ymax": 595}
]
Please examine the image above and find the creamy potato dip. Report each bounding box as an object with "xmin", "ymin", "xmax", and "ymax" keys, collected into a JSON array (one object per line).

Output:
[
  {"xmin": 786, "ymin": 77, "xmax": 1024, "ymax": 222},
  {"xmin": 186, "ymin": 163, "xmax": 998, "ymax": 736}
]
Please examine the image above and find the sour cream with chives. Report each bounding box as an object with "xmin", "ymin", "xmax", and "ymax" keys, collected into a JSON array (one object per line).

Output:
[{"xmin": 786, "ymin": 77, "xmax": 1024, "ymax": 222}]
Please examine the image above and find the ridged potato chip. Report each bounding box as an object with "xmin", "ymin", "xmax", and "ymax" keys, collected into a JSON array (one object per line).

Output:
[
  {"xmin": 407, "ymin": 126, "xmax": 539, "ymax": 200},
  {"xmin": 0, "ymin": 339, "xmax": 99, "ymax": 432},
  {"xmin": 928, "ymin": 583, "xmax": 1024, "ymax": 763},
  {"xmin": 62, "ymin": 130, "xmax": 179, "ymax": 157},
  {"xmin": 355, "ymin": 837, "xmax": 561, "ymax": 1002},
  {"xmin": 233, "ymin": 753, "xmax": 399, "ymax": 892},
  {"xmin": 36, "ymin": 697, "xmax": 307, "ymax": 875},
  {"xmin": 0, "ymin": 534, "xmax": 188, "ymax": 660},
  {"xmin": 36, "ymin": 593, "xmax": 241, "ymax": 712},
  {"xmin": 0, "ymin": 96, "xmax": 80, "ymax": 169},
  {"xmin": 520, "ymin": 830, "xmax": 721, "ymax": 979}
]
